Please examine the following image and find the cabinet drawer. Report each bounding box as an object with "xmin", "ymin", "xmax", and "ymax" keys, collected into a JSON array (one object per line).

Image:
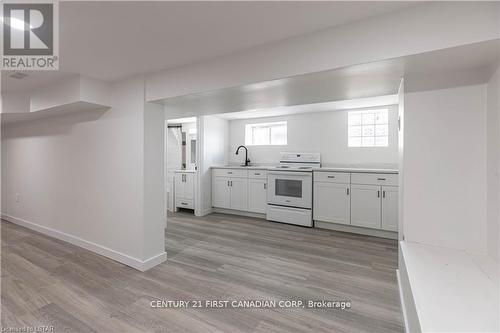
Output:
[
  {"xmin": 212, "ymin": 168, "xmax": 248, "ymax": 178},
  {"xmin": 248, "ymin": 169, "xmax": 267, "ymax": 179},
  {"xmin": 314, "ymin": 171, "xmax": 350, "ymax": 184},
  {"xmin": 351, "ymin": 173, "xmax": 398, "ymax": 186},
  {"xmin": 176, "ymin": 198, "xmax": 194, "ymax": 209}
]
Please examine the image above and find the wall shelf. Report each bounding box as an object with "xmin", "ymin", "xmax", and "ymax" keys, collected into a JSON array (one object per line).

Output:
[{"xmin": 1, "ymin": 75, "xmax": 111, "ymax": 125}]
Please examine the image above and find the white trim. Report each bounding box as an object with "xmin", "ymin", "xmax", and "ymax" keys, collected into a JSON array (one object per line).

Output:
[
  {"xmin": 1, "ymin": 213, "xmax": 167, "ymax": 272},
  {"xmin": 397, "ymin": 269, "xmax": 409, "ymax": 333},
  {"xmin": 314, "ymin": 221, "xmax": 398, "ymax": 239},
  {"xmin": 141, "ymin": 251, "xmax": 168, "ymax": 271}
]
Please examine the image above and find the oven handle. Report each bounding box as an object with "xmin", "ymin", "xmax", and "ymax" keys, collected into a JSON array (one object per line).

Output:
[{"xmin": 267, "ymin": 171, "xmax": 312, "ymax": 177}]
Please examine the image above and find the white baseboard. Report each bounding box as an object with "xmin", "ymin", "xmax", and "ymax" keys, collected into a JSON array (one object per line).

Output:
[
  {"xmin": 141, "ymin": 251, "xmax": 168, "ymax": 271},
  {"xmin": 314, "ymin": 221, "xmax": 398, "ymax": 239},
  {"xmin": 1, "ymin": 213, "xmax": 167, "ymax": 272}
]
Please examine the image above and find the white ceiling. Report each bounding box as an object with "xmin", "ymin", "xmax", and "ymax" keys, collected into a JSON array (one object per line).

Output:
[
  {"xmin": 161, "ymin": 39, "xmax": 499, "ymax": 119},
  {"xmin": 216, "ymin": 95, "xmax": 399, "ymax": 120},
  {"xmin": 1, "ymin": 1, "xmax": 416, "ymax": 92}
]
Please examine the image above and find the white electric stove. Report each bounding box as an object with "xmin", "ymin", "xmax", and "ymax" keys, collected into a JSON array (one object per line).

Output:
[{"xmin": 266, "ymin": 153, "xmax": 321, "ymax": 227}]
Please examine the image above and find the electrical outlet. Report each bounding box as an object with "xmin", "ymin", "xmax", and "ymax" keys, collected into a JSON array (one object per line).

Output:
[{"xmin": 15, "ymin": 193, "xmax": 20, "ymax": 203}]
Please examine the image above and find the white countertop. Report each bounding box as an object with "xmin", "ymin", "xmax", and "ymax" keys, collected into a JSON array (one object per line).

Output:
[
  {"xmin": 211, "ymin": 165, "xmax": 270, "ymax": 170},
  {"xmin": 314, "ymin": 167, "xmax": 398, "ymax": 174},
  {"xmin": 211, "ymin": 165, "xmax": 398, "ymax": 174}
]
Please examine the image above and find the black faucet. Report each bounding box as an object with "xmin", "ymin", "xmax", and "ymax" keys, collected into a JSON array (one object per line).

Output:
[{"xmin": 235, "ymin": 145, "xmax": 250, "ymax": 166}]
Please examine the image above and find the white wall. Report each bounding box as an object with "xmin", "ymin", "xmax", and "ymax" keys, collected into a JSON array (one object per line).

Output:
[
  {"xmin": 1, "ymin": 77, "xmax": 166, "ymax": 270},
  {"xmin": 1, "ymin": 92, "xmax": 30, "ymax": 114},
  {"xmin": 146, "ymin": 2, "xmax": 499, "ymax": 101},
  {"xmin": 200, "ymin": 115, "xmax": 228, "ymax": 215},
  {"xmin": 143, "ymin": 101, "xmax": 166, "ymax": 261},
  {"xmin": 404, "ymin": 84, "xmax": 488, "ymax": 256},
  {"xmin": 228, "ymin": 106, "xmax": 398, "ymax": 167},
  {"xmin": 487, "ymin": 66, "xmax": 500, "ymax": 262}
]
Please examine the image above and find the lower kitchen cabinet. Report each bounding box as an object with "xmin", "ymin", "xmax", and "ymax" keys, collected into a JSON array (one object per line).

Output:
[
  {"xmin": 313, "ymin": 171, "xmax": 399, "ymax": 235},
  {"xmin": 381, "ymin": 186, "xmax": 398, "ymax": 231},
  {"xmin": 212, "ymin": 174, "xmax": 248, "ymax": 211},
  {"xmin": 350, "ymin": 184, "xmax": 382, "ymax": 229},
  {"xmin": 212, "ymin": 176, "xmax": 231, "ymax": 209},
  {"xmin": 248, "ymin": 178, "xmax": 267, "ymax": 214},
  {"xmin": 229, "ymin": 177, "xmax": 248, "ymax": 211},
  {"xmin": 313, "ymin": 182, "xmax": 350, "ymax": 225}
]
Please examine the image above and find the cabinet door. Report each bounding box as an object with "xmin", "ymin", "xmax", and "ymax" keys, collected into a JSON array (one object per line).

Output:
[
  {"xmin": 184, "ymin": 173, "xmax": 194, "ymax": 200},
  {"xmin": 174, "ymin": 173, "xmax": 185, "ymax": 199},
  {"xmin": 313, "ymin": 182, "xmax": 350, "ymax": 225},
  {"xmin": 350, "ymin": 184, "xmax": 381, "ymax": 229},
  {"xmin": 248, "ymin": 178, "xmax": 267, "ymax": 214},
  {"xmin": 230, "ymin": 178, "xmax": 248, "ymax": 211},
  {"xmin": 381, "ymin": 186, "xmax": 398, "ymax": 231},
  {"xmin": 212, "ymin": 176, "xmax": 231, "ymax": 209}
]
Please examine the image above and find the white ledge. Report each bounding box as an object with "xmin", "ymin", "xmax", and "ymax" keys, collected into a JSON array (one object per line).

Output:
[
  {"xmin": 1, "ymin": 75, "xmax": 111, "ymax": 125},
  {"xmin": 400, "ymin": 241, "xmax": 499, "ymax": 332}
]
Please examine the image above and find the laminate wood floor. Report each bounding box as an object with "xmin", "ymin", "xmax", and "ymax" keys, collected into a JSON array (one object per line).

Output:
[{"xmin": 1, "ymin": 211, "xmax": 403, "ymax": 333}]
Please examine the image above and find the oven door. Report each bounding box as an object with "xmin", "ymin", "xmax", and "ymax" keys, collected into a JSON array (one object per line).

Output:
[{"xmin": 267, "ymin": 171, "xmax": 312, "ymax": 209}]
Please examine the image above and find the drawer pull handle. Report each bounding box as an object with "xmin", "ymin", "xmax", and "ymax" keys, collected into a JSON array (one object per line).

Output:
[
  {"xmin": 264, "ymin": 183, "xmax": 267, "ymax": 190},
  {"xmin": 327, "ymin": 176, "xmax": 335, "ymax": 178},
  {"xmin": 383, "ymin": 191, "xmax": 386, "ymax": 198},
  {"xmin": 346, "ymin": 188, "xmax": 349, "ymax": 195},
  {"xmin": 377, "ymin": 190, "xmax": 380, "ymax": 198},
  {"xmin": 255, "ymin": 173, "xmax": 261, "ymax": 175},
  {"xmin": 181, "ymin": 202, "xmax": 187, "ymax": 205},
  {"xmin": 377, "ymin": 178, "xmax": 386, "ymax": 181},
  {"xmin": 228, "ymin": 172, "xmax": 233, "ymax": 174}
]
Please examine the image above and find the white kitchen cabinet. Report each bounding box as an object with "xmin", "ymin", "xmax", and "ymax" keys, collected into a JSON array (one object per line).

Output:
[
  {"xmin": 211, "ymin": 170, "xmax": 248, "ymax": 211},
  {"xmin": 381, "ymin": 186, "xmax": 398, "ymax": 231},
  {"xmin": 350, "ymin": 184, "xmax": 382, "ymax": 229},
  {"xmin": 212, "ymin": 176, "xmax": 231, "ymax": 209},
  {"xmin": 248, "ymin": 178, "xmax": 267, "ymax": 213},
  {"xmin": 230, "ymin": 178, "xmax": 248, "ymax": 211},
  {"xmin": 175, "ymin": 172, "xmax": 195, "ymax": 209},
  {"xmin": 313, "ymin": 182, "xmax": 350, "ymax": 225}
]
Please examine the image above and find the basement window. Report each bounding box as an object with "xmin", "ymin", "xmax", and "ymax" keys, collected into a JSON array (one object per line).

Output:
[
  {"xmin": 245, "ymin": 121, "xmax": 287, "ymax": 146},
  {"xmin": 348, "ymin": 109, "xmax": 389, "ymax": 147}
]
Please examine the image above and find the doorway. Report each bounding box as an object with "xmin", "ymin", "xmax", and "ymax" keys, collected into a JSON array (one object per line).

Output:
[{"xmin": 166, "ymin": 117, "xmax": 198, "ymax": 215}]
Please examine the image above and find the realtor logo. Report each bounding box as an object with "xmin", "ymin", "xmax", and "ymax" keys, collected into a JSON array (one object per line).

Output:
[{"xmin": 1, "ymin": 1, "xmax": 59, "ymax": 70}]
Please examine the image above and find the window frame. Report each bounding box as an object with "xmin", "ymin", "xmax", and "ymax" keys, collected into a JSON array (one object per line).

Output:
[
  {"xmin": 348, "ymin": 109, "xmax": 389, "ymax": 148},
  {"xmin": 245, "ymin": 121, "xmax": 287, "ymax": 146}
]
